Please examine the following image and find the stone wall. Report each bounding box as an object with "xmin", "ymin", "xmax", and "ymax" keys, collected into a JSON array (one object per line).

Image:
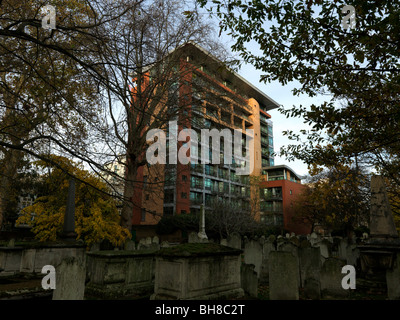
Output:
[{"xmin": 0, "ymin": 242, "xmax": 86, "ymax": 276}]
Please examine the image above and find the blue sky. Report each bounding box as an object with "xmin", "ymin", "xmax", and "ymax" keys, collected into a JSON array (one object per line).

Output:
[
  {"xmin": 210, "ymin": 17, "xmax": 318, "ymax": 178},
  {"xmin": 235, "ymin": 56, "xmax": 320, "ymax": 178}
]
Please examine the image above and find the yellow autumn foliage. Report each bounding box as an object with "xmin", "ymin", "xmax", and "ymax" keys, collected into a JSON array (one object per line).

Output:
[{"xmin": 16, "ymin": 155, "xmax": 131, "ymax": 248}]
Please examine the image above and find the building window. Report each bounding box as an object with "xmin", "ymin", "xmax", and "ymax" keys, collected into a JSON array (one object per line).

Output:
[
  {"xmin": 145, "ymin": 194, "xmax": 149, "ymax": 200},
  {"xmin": 181, "ymin": 192, "xmax": 187, "ymax": 199},
  {"xmin": 181, "ymin": 210, "xmax": 187, "ymax": 214},
  {"xmin": 205, "ymin": 178, "xmax": 212, "ymax": 190},
  {"xmin": 164, "ymin": 189, "xmax": 174, "ymax": 203},
  {"xmin": 290, "ymin": 190, "xmax": 292, "ymax": 195},
  {"xmin": 182, "ymin": 175, "xmax": 187, "ymax": 181},
  {"xmin": 141, "ymin": 209, "xmax": 146, "ymax": 222}
]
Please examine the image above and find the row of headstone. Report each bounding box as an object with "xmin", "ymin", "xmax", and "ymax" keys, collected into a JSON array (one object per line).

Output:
[
  {"xmin": 268, "ymin": 250, "xmax": 353, "ymax": 300},
  {"xmin": 137, "ymin": 236, "xmax": 160, "ymax": 250},
  {"xmin": 219, "ymin": 232, "xmax": 367, "ymax": 299}
]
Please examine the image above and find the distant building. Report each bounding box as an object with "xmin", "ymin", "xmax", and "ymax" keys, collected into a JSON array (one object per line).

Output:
[
  {"xmin": 126, "ymin": 42, "xmax": 309, "ymax": 237},
  {"xmin": 259, "ymin": 165, "xmax": 311, "ymax": 234},
  {"xmin": 102, "ymin": 156, "xmax": 126, "ymax": 214},
  {"xmin": 131, "ymin": 42, "xmax": 278, "ymax": 227}
]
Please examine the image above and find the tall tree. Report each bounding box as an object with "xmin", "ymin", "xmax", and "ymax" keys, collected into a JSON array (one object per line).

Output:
[
  {"xmin": 293, "ymin": 164, "xmax": 371, "ymax": 237},
  {"xmin": 0, "ymin": 0, "xmax": 103, "ymax": 228},
  {"xmin": 0, "ymin": 0, "xmax": 234, "ymax": 233},
  {"xmin": 87, "ymin": 0, "xmax": 236, "ymax": 230},
  {"xmin": 197, "ymin": 0, "xmax": 400, "ymax": 181},
  {"xmin": 16, "ymin": 155, "xmax": 130, "ymax": 247}
]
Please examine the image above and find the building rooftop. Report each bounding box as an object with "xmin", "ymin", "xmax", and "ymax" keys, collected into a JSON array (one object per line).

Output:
[
  {"xmin": 173, "ymin": 42, "xmax": 281, "ymax": 112},
  {"xmin": 262, "ymin": 164, "xmax": 306, "ymax": 181}
]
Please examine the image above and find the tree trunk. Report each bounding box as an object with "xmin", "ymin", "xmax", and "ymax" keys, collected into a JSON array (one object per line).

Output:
[{"xmin": 120, "ymin": 154, "xmax": 139, "ymax": 231}]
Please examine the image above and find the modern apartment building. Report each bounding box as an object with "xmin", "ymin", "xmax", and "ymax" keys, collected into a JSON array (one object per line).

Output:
[
  {"xmin": 130, "ymin": 42, "xmax": 309, "ymax": 235},
  {"xmin": 260, "ymin": 165, "xmax": 310, "ymax": 234}
]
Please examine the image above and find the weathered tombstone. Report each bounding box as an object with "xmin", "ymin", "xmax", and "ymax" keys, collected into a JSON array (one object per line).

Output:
[
  {"xmin": 358, "ymin": 175, "xmax": 400, "ymax": 295},
  {"xmin": 152, "ymin": 236, "xmax": 159, "ymax": 245},
  {"xmin": 346, "ymin": 243, "xmax": 360, "ymax": 266},
  {"xmin": 227, "ymin": 232, "xmax": 241, "ymax": 250},
  {"xmin": 289, "ymin": 236, "xmax": 300, "ymax": 247},
  {"xmin": 188, "ymin": 231, "xmax": 199, "ymax": 243},
  {"xmin": 310, "ymin": 232, "xmax": 319, "ymax": 246},
  {"xmin": 320, "ymin": 258, "xmax": 348, "ymax": 298},
  {"xmin": 160, "ymin": 241, "xmax": 170, "ymax": 248},
  {"xmin": 299, "ymin": 247, "xmax": 321, "ymax": 288},
  {"xmin": 269, "ymin": 251, "xmax": 299, "ymax": 300},
  {"xmin": 279, "ymin": 241, "xmax": 298, "ymax": 258},
  {"xmin": 145, "ymin": 237, "xmax": 152, "ymax": 246},
  {"xmin": 220, "ymin": 239, "xmax": 228, "ymax": 246},
  {"xmin": 7, "ymin": 238, "xmax": 15, "ymax": 248},
  {"xmin": 369, "ymin": 175, "xmax": 399, "ymax": 238},
  {"xmin": 137, "ymin": 238, "xmax": 147, "ymax": 250},
  {"xmin": 241, "ymin": 264, "xmax": 258, "ymax": 298},
  {"xmin": 52, "ymin": 257, "xmax": 86, "ymax": 300},
  {"xmin": 90, "ymin": 241, "xmax": 101, "ymax": 252},
  {"xmin": 304, "ymin": 278, "xmax": 321, "ymax": 300},
  {"xmin": 314, "ymin": 239, "xmax": 330, "ymax": 266},
  {"xmin": 244, "ymin": 239, "xmax": 263, "ymax": 277},
  {"xmin": 386, "ymin": 253, "xmax": 400, "ymax": 300},
  {"xmin": 124, "ymin": 240, "xmax": 136, "ymax": 251},
  {"xmin": 259, "ymin": 237, "xmax": 276, "ymax": 284}
]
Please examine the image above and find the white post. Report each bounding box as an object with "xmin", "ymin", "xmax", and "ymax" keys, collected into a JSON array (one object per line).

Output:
[{"xmin": 198, "ymin": 204, "xmax": 208, "ymax": 242}]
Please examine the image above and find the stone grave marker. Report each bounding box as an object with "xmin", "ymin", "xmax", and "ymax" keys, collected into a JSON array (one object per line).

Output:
[
  {"xmin": 52, "ymin": 257, "xmax": 86, "ymax": 300},
  {"xmin": 269, "ymin": 251, "xmax": 299, "ymax": 300}
]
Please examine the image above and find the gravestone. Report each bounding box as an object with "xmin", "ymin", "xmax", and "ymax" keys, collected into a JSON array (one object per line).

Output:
[
  {"xmin": 227, "ymin": 232, "xmax": 241, "ymax": 250},
  {"xmin": 358, "ymin": 175, "xmax": 400, "ymax": 293},
  {"xmin": 318, "ymin": 240, "xmax": 330, "ymax": 260},
  {"xmin": 90, "ymin": 241, "xmax": 101, "ymax": 252},
  {"xmin": 320, "ymin": 258, "xmax": 348, "ymax": 298},
  {"xmin": 244, "ymin": 239, "xmax": 263, "ymax": 277},
  {"xmin": 220, "ymin": 239, "xmax": 228, "ymax": 246},
  {"xmin": 241, "ymin": 264, "xmax": 258, "ymax": 298},
  {"xmin": 188, "ymin": 231, "xmax": 200, "ymax": 243},
  {"xmin": 152, "ymin": 236, "xmax": 159, "ymax": 245},
  {"xmin": 299, "ymin": 247, "xmax": 321, "ymax": 288},
  {"xmin": 124, "ymin": 240, "xmax": 136, "ymax": 251},
  {"xmin": 145, "ymin": 237, "xmax": 152, "ymax": 246},
  {"xmin": 7, "ymin": 238, "xmax": 15, "ymax": 248},
  {"xmin": 259, "ymin": 238, "xmax": 275, "ymax": 284},
  {"xmin": 160, "ymin": 241, "xmax": 170, "ymax": 248},
  {"xmin": 304, "ymin": 278, "xmax": 321, "ymax": 300},
  {"xmin": 346, "ymin": 243, "xmax": 360, "ymax": 266},
  {"xmin": 52, "ymin": 257, "xmax": 86, "ymax": 300},
  {"xmin": 369, "ymin": 175, "xmax": 398, "ymax": 238},
  {"xmin": 137, "ymin": 238, "xmax": 147, "ymax": 250},
  {"xmin": 310, "ymin": 232, "xmax": 319, "ymax": 246},
  {"xmin": 269, "ymin": 251, "xmax": 299, "ymax": 300}
]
